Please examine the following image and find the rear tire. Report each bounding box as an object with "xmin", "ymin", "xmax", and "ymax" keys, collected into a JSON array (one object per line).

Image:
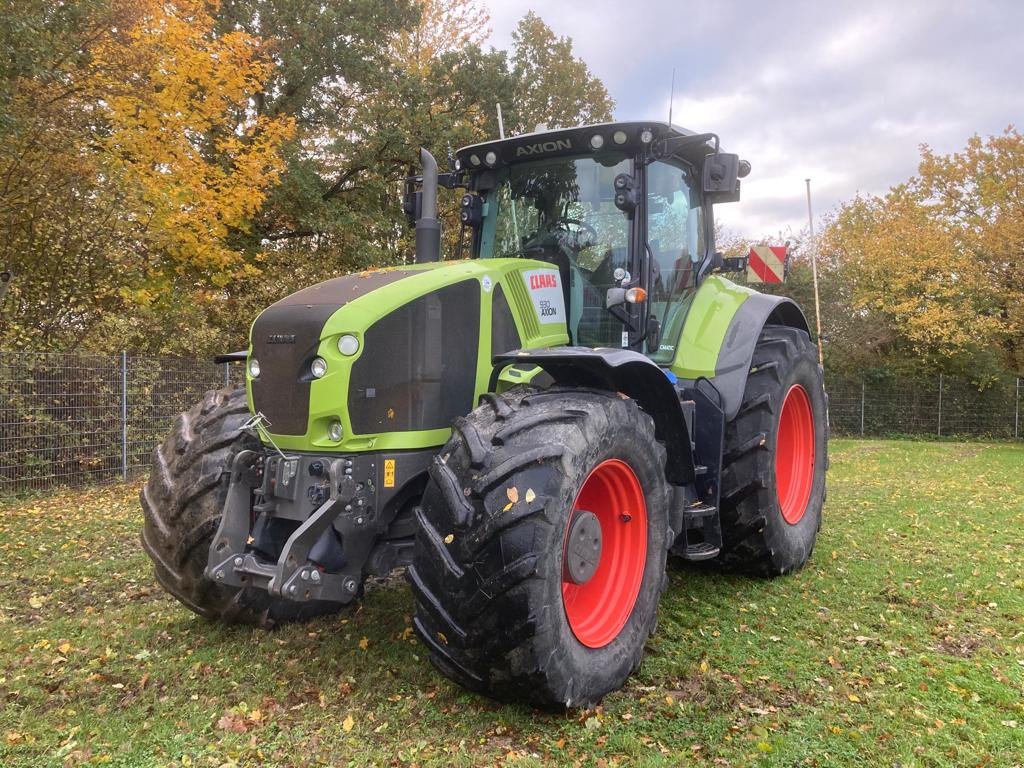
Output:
[
  {"xmin": 140, "ymin": 387, "xmax": 344, "ymax": 628},
  {"xmin": 717, "ymin": 325, "xmax": 828, "ymax": 575},
  {"xmin": 409, "ymin": 387, "xmax": 670, "ymax": 708}
]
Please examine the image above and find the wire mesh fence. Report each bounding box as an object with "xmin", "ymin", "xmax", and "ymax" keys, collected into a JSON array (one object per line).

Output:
[
  {"xmin": 826, "ymin": 373, "xmax": 1022, "ymax": 440},
  {"xmin": 0, "ymin": 352, "xmax": 241, "ymax": 494},
  {"xmin": 0, "ymin": 350, "xmax": 1020, "ymax": 495}
]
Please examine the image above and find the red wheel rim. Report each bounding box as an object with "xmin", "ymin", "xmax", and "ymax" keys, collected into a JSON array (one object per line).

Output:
[
  {"xmin": 775, "ymin": 384, "xmax": 815, "ymax": 525},
  {"xmin": 561, "ymin": 459, "xmax": 647, "ymax": 648}
]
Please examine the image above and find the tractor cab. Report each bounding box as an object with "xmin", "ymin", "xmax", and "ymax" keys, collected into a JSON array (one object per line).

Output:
[{"xmin": 441, "ymin": 122, "xmax": 750, "ymax": 360}]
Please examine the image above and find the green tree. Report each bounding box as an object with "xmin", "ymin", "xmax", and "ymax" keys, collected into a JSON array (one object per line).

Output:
[{"xmin": 508, "ymin": 12, "xmax": 614, "ymax": 133}]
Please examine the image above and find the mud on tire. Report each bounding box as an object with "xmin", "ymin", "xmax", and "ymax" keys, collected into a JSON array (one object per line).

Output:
[
  {"xmin": 140, "ymin": 387, "xmax": 343, "ymax": 628},
  {"xmin": 409, "ymin": 387, "xmax": 671, "ymax": 709},
  {"xmin": 718, "ymin": 325, "xmax": 828, "ymax": 576}
]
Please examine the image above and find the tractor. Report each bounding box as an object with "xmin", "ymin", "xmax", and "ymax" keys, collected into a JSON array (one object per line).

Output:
[{"xmin": 141, "ymin": 121, "xmax": 828, "ymax": 709}]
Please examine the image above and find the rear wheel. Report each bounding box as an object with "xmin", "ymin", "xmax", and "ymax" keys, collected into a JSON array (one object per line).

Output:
[
  {"xmin": 718, "ymin": 325, "xmax": 828, "ymax": 575},
  {"xmin": 140, "ymin": 387, "xmax": 345, "ymax": 628},
  {"xmin": 409, "ymin": 387, "xmax": 670, "ymax": 708}
]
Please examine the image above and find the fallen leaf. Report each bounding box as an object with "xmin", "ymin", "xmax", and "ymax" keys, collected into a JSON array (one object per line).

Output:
[
  {"xmin": 525, "ymin": 488, "xmax": 536, "ymax": 503},
  {"xmin": 358, "ymin": 637, "xmax": 369, "ymax": 650},
  {"xmin": 506, "ymin": 486, "xmax": 519, "ymax": 504},
  {"xmin": 216, "ymin": 713, "xmax": 248, "ymax": 733},
  {"xmin": 342, "ymin": 714, "xmax": 355, "ymax": 732},
  {"xmin": 847, "ymin": 694, "xmax": 861, "ymax": 703},
  {"xmin": 58, "ymin": 642, "xmax": 71, "ymax": 654}
]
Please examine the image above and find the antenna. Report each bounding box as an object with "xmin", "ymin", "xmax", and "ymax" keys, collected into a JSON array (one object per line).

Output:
[{"xmin": 668, "ymin": 67, "xmax": 676, "ymax": 126}]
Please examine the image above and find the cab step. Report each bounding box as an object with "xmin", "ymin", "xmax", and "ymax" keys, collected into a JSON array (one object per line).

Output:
[{"xmin": 681, "ymin": 542, "xmax": 720, "ymax": 560}]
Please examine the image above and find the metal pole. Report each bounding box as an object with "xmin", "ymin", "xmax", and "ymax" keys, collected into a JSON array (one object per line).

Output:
[
  {"xmin": 1015, "ymin": 377, "xmax": 1020, "ymax": 440},
  {"xmin": 860, "ymin": 381, "xmax": 865, "ymax": 436},
  {"xmin": 224, "ymin": 361, "xmax": 230, "ymax": 388},
  {"xmin": 121, "ymin": 351, "xmax": 128, "ymax": 481},
  {"xmin": 805, "ymin": 179, "xmax": 824, "ymax": 367},
  {"xmin": 937, "ymin": 373, "xmax": 943, "ymax": 437}
]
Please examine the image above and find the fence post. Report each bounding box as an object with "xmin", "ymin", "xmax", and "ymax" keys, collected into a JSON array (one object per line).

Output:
[
  {"xmin": 121, "ymin": 351, "xmax": 128, "ymax": 481},
  {"xmin": 860, "ymin": 381, "xmax": 866, "ymax": 436},
  {"xmin": 1015, "ymin": 377, "xmax": 1020, "ymax": 440},
  {"xmin": 937, "ymin": 373, "xmax": 943, "ymax": 437}
]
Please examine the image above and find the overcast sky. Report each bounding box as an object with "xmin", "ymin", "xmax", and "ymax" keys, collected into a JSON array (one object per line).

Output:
[{"xmin": 485, "ymin": 0, "xmax": 1024, "ymax": 238}]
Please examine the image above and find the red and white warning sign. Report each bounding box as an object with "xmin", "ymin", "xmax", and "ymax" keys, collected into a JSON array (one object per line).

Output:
[{"xmin": 746, "ymin": 246, "xmax": 787, "ymax": 284}]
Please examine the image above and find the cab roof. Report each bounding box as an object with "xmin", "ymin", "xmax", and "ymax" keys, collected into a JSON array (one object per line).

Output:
[{"xmin": 454, "ymin": 121, "xmax": 721, "ymax": 170}]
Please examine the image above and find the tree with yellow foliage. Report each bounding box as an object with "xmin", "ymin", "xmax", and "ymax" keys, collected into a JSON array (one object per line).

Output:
[
  {"xmin": 818, "ymin": 128, "xmax": 1024, "ymax": 377},
  {"xmin": 92, "ymin": 0, "xmax": 294, "ymax": 290}
]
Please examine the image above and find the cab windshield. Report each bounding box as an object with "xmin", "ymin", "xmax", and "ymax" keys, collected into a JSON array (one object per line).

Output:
[{"xmin": 478, "ymin": 154, "xmax": 633, "ymax": 347}]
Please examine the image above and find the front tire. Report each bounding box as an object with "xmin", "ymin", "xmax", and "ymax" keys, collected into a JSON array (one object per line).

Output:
[
  {"xmin": 718, "ymin": 325, "xmax": 828, "ymax": 575},
  {"xmin": 409, "ymin": 387, "xmax": 670, "ymax": 708},
  {"xmin": 140, "ymin": 387, "xmax": 344, "ymax": 628}
]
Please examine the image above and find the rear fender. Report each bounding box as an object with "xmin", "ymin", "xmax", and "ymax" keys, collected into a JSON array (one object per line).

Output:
[
  {"xmin": 491, "ymin": 347, "xmax": 695, "ymax": 484},
  {"xmin": 672, "ymin": 277, "xmax": 810, "ymax": 421}
]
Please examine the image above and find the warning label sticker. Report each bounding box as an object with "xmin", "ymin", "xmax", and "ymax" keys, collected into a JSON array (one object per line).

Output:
[
  {"xmin": 383, "ymin": 459, "xmax": 395, "ymax": 488},
  {"xmin": 521, "ymin": 268, "xmax": 565, "ymax": 326}
]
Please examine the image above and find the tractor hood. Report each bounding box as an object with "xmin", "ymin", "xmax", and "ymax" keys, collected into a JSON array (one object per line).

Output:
[
  {"xmin": 249, "ymin": 267, "xmax": 422, "ymax": 435},
  {"xmin": 246, "ymin": 259, "xmax": 569, "ymax": 451}
]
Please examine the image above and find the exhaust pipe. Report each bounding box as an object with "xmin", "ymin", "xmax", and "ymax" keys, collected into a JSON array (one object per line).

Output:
[{"xmin": 415, "ymin": 148, "xmax": 441, "ymax": 263}]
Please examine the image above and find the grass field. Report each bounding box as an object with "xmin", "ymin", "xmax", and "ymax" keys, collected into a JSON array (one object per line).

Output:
[{"xmin": 1, "ymin": 439, "xmax": 1022, "ymax": 767}]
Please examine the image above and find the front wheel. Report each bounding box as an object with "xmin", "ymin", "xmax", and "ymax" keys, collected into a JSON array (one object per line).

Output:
[
  {"xmin": 409, "ymin": 387, "xmax": 670, "ymax": 708},
  {"xmin": 717, "ymin": 325, "xmax": 828, "ymax": 575}
]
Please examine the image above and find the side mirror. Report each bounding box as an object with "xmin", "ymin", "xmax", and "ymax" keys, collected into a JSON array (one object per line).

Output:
[{"xmin": 703, "ymin": 153, "xmax": 741, "ymax": 204}]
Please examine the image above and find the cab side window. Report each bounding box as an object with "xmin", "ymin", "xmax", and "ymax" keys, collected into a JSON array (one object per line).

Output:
[
  {"xmin": 647, "ymin": 161, "xmax": 704, "ymax": 300},
  {"xmin": 646, "ymin": 161, "xmax": 704, "ymax": 362}
]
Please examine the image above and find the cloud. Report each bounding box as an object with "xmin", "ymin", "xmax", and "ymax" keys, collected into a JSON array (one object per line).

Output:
[{"xmin": 486, "ymin": 0, "xmax": 1024, "ymax": 236}]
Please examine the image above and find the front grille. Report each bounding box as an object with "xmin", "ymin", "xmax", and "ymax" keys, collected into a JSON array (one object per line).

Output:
[{"xmin": 348, "ymin": 280, "xmax": 480, "ymax": 435}]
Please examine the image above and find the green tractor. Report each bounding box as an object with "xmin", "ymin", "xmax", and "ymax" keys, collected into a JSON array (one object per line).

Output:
[{"xmin": 141, "ymin": 121, "xmax": 827, "ymax": 708}]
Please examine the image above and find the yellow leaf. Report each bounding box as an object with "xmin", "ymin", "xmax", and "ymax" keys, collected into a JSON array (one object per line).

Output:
[
  {"xmin": 506, "ymin": 486, "xmax": 519, "ymax": 504},
  {"xmin": 847, "ymin": 694, "xmax": 861, "ymax": 703},
  {"xmin": 443, "ymin": 534, "xmax": 454, "ymax": 544},
  {"xmin": 358, "ymin": 637, "xmax": 369, "ymax": 650},
  {"xmin": 525, "ymin": 488, "xmax": 536, "ymax": 503},
  {"xmin": 342, "ymin": 714, "xmax": 355, "ymax": 732},
  {"xmin": 58, "ymin": 642, "xmax": 72, "ymax": 654}
]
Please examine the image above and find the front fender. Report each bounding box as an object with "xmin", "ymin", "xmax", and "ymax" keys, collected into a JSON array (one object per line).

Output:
[{"xmin": 492, "ymin": 347, "xmax": 695, "ymax": 484}]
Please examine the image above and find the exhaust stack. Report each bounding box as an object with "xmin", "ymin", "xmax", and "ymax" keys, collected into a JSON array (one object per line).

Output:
[{"xmin": 415, "ymin": 148, "xmax": 441, "ymax": 263}]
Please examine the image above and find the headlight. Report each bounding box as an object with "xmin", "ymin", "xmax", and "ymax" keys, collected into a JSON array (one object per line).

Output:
[
  {"xmin": 337, "ymin": 334, "xmax": 360, "ymax": 356},
  {"xmin": 328, "ymin": 420, "xmax": 343, "ymax": 441},
  {"xmin": 484, "ymin": 150, "xmax": 497, "ymax": 166},
  {"xmin": 310, "ymin": 357, "xmax": 328, "ymax": 378},
  {"xmin": 589, "ymin": 134, "xmax": 604, "ymax": 150},
  {"xmin": 613, "ymin": 130, "xmax": 628, "ymax": 145},
  {"xmin": 248, "ymin": 358, "xmax": 260, "ymax": 378}
]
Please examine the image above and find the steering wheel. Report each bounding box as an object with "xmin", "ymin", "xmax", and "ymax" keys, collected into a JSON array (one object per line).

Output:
[{"xmin": 556, "ymin": 218, "xmax": 598, "ymax": 251}]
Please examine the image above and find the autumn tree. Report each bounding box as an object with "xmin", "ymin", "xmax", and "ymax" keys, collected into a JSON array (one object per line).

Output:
[
  {"xmin": 0, "ymin": 0, "xmax": 294, "ymax": 352},
  {"xmin": 818, "ymin": 128, "xmax": 1024, "ymax": 378}
]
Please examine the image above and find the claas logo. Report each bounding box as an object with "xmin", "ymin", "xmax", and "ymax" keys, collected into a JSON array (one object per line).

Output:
[{"xmin": 529, "ymin": 273, "xmax": 558, "ymax": 290}]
